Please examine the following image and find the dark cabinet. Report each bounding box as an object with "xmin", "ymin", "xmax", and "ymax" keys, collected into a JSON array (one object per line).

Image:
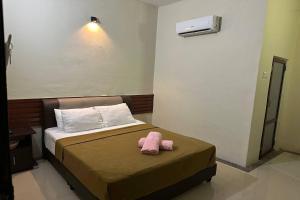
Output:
[{"xmin": 9, "ymin": 127, "xmax": 36, "ymax": 173}]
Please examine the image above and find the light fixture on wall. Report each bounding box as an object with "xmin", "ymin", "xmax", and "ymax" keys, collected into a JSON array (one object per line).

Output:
[
  {"xmin": 91, "ymin": 16, "xmax": 100, "ymax": 24},
  {"xmin": 87, "ymin": 16, "xmax": 101, "ymax": 32}
]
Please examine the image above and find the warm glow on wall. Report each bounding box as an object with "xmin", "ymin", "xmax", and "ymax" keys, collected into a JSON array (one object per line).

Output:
[
  {"xmin": 87, "ymin": 22, "xmax": 100, "ymax": 32},
  {"xmin": 78, "ymin": 23, "xmax": 112, "ymax": 48},
  {"xmin": 69, "ymin": 15, "xmax": 112, "ymax": 50}
]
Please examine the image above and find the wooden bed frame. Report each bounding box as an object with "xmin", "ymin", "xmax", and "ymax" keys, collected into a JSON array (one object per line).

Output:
[{"xmin": 42, "ymin": 96, "xmax": 217, "ymax": 200}]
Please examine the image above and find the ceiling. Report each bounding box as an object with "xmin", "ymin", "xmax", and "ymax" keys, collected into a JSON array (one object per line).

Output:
[{"xmin": 140, "ymin": 0, "xmax": 182, "ymax": 6}]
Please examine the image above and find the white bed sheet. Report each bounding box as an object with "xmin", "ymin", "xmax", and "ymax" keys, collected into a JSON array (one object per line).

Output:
[{"xmin": 45, "ymin": 120, "xmax": 145, "ymax": 155}]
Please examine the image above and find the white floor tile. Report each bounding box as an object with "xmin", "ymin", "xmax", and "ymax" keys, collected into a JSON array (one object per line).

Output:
[{"xmin": 13, "ymin": 152, "xmax": 300, "ymax": 200}]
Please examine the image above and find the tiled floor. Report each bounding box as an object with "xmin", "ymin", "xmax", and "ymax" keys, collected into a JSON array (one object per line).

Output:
[{"xmin": 13, "ymin": 152, "xmax": 300, "ymax": 200}]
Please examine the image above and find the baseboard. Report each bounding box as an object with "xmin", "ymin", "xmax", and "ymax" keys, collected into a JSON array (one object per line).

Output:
[{"xmin": 217, "ymin": 150, "xmax": 282, "ymax": 172}]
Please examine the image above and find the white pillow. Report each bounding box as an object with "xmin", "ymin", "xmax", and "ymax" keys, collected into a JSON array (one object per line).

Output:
[
  {"xmin": 54, "ymin": 109, "xmax": 64, "ymax": 130},
  {"xmin": 94, "ymin": 103, "xmax": 136, "ymax": 127},
  {"xmin": 61, "ymin": 107, "xmax": 104, "ymax": 133}
]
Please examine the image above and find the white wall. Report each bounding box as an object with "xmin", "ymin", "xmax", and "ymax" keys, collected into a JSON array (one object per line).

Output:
[
  {"xmin": 4, "ymin": 0, "xmax": 157, "ymax": 99},
  {"xmin": 153, "ymin": 0, "xmax": 266, "ymax": 166}
]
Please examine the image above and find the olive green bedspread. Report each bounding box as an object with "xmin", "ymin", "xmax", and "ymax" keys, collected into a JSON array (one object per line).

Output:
[{"xmin": 55, "ymin": 124, "xmax": 216, "ymax": 200}]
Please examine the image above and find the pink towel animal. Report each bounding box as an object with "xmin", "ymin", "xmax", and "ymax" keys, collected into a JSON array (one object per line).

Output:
[
  {"xmin": 138, "ymin": 137, "xmax": 173, "ymax": 151},
  {"xmin": 141, "ymin": 132, "xmax": 162, "ymax": 155}
]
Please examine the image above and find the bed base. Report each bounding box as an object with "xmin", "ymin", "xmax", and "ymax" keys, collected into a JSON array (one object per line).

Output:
[
  {"xmin": 42, "ymin": 97, "xmax": 217, "ymax": 200},
  {"xmin": 45, "ymin": 149, "xmax": 216, "ymax": 200}
]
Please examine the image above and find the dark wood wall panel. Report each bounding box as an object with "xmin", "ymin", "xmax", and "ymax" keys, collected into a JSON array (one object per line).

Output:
[
  {"xmin": 8, "ymin": 99, "xmax": 42, "ymax": 127},
  {"xmin": 131, "ymin": 95, "xmax": 154, "ymax": 114},
  {"xmin": 8, "ymin": 94, "xmax": 154, "ymax": 128}
]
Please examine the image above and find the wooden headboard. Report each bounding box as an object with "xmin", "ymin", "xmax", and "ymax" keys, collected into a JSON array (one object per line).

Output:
[{"xmin": 8, "ymin": 94, "xmax": 154, "ymax": 128}]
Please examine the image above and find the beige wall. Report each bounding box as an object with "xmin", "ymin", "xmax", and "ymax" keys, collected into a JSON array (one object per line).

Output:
[
  {"xmin": 3, "ymin": 0, "xmax": 157, "ymax": 99},
  {"xmin": 247, "ymin": 0, "xmax": 300, "ymax": 165},
  {"xmin": 153, "ymin": 0, "xmax": 266, "ymax": 166},
  {"xmin": 278, "ymin": 37, "xmax": 300, "ymax": 153}
]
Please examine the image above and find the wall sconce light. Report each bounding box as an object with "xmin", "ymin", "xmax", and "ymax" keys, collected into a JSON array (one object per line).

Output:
[
  {"xmin": 91, "ymin": 16, "xmax": 100, "ymax": 24},
  {"xmin": 87, "ymin": 16, "xmax": 101, "ymax": 32}
]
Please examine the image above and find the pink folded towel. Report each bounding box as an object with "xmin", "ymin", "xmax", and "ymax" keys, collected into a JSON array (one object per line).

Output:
[
  {"xmin": 138, "ymin": 137, "xmax": 173, "ymax": 151},
  {"xmin": 141, "ymin": 132, "xmax": 162, "ymax": 155}
]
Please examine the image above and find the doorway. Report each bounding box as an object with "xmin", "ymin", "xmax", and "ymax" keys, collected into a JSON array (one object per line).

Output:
[{"xmin": 260, "ymin": 56, "xmax": 287, "ymax": 158}]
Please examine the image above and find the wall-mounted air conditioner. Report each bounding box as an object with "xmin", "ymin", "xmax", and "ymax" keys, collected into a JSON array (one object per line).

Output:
[{"xmin": 176, "ymin": 15, "xmax": 222, "ymax": 37}]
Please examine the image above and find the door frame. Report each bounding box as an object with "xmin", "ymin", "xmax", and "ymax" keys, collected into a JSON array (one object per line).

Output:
[
  {"xmin": 259, "ymin": 56, "xmax": 287, "ymax": 159},
  {"xmin": 0, "ymin": 0, "xmax": 14, "ymax": 199}
]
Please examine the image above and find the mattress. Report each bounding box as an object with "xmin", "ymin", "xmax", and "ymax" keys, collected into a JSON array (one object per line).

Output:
[
  {"xmin": 45, "ymin": 120, "xmax": 145, "ymax": 155},
  {"xmin": 55, "ymin": 123, "xmax": 216, "ymax": 200}
]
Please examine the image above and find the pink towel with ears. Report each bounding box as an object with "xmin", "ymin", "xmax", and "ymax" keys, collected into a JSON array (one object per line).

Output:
[
  {"xmin": 141, "ymin": 132, "xmax": 162, "ymax": 155},
  {"xmin": 138, "ymin": 137, "xmax": 173, "ymax": 151}
]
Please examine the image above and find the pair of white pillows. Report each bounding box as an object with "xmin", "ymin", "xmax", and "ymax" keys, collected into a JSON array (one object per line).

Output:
[{"xmin": 54, "ymin": 103, "xmax": 136, "ymax": 133}]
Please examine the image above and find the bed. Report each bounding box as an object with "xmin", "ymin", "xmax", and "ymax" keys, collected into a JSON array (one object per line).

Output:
[{"xmin": 42, "ymin": 96, "xmax": 217, "ymax": 200}]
